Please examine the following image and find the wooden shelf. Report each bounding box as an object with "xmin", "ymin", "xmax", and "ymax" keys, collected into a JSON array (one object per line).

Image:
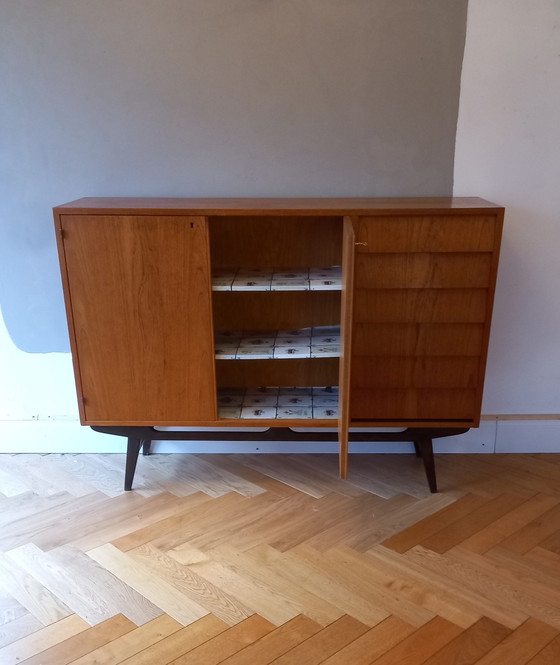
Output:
[
  {"xmin": 212, "ymin": 266, "xmax": 342, "ymax": 291},
  {"xmin": 214, "ymin": 326, "xmax": 340, "ymax": 360},
  {"xmin": 218, "ymin": 386, "xmax": 339, "ymax": 420}
]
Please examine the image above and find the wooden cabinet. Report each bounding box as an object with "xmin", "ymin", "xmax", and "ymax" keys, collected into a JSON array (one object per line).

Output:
[{"xmin": 54, "ymin": 198, "xmax": 503, "ymax": 488}]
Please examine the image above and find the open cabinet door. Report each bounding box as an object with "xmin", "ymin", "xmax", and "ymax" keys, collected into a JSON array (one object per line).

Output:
[
  {"xmin": 58, "ymin": 214, "xmax": 217, "ymax": 424},
  {"xmin": 338, "ymin": 216, "xmax": 357, "ymax": 478}
]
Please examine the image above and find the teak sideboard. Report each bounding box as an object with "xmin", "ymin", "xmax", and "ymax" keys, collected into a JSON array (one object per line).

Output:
[{"xmin": 53, "ymin": 197, "xmax": 504, "ymax": 492}]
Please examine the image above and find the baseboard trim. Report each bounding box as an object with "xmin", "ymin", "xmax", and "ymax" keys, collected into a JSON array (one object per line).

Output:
[{"xmin": 482, "ymin": 414, "xmax": 560, "ymax": 421}]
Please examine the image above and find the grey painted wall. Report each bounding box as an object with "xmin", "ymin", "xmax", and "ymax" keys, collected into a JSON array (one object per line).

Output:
[{"xmin": 0, "ymin": 0, "xmax": 468, "ymax": 353}]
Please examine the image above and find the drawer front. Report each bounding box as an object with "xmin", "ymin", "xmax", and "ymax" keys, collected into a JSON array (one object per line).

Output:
[
  {"xmin": 350, "ymin": 388, "xmax": 477, "ymax": 421},
  {"xmin": 352, "ymin": 323, "xmax": 485, "ymax": 358},
  {"xmin": 355, "ymin": 253, "xmax": 493, "ymax": 289},
  {"xmin": 355, "ymin": 215, "xmax": 497, "ymax": 253},
  {"xmin": 351, "ymin": 357, "xmax": 481, "ymax": 390},
  {"xmin": 353, "ymin": 289, "xmax": 488, "ymax": 323}
]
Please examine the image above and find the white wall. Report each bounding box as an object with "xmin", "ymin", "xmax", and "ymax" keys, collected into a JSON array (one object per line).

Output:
[
  {"xmin": 5, "ymin": 1, "xmax": 558, "ymax": 454},
  {"xmin": 1, "ymin": 1, "xmax": 474, "ymax": 454},
  {"xmin": 454, "ymin": 0, "xmax": 560, "ymax": 416},
  {"xmin": 453, "ymin": 0, "xmax": 560, "ymax": 451},
  {"xmin": 0, "ymin": 0, "xmax": 467, "ymax": 354}
]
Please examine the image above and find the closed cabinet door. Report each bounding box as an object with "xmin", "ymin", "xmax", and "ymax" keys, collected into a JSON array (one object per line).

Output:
[
  {"xmin": 347, "ymin": 213, "xmax": 502, "ymax": 425},
  {"xmin": 60, "ymin": 214, "xmax": 217, "ymax": 424}
]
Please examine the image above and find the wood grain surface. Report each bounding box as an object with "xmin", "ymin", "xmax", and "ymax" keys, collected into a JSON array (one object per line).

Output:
[{"xmin": 2, "ymin": 450, "xmax": 559, "ymax": 664}]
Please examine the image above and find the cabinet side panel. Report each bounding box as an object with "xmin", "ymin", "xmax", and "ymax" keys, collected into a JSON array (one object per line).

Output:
[
  {"xmin": 60, "ymin": 215, "xmax": 216, "ymax": 423},
  {"xmin": 53, "ymin": 211, "xmax": 87, "ymax": 421},
  {"xmin": 472, "ymin": 210, "xmax": 504, "ymax": 420}
]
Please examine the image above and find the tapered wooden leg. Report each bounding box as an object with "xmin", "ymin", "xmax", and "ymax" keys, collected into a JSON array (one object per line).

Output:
[
  {"xmin": 416, "ymin": 438, "xmax": 438, "ymax": 493},
  {"xmin": 413, "ymin": 441, "xmax": 421, "ymax": 458},
  {"xmin": 141, "ymin": 439, "xmax": 152, "ymax": 456},
  {"xmin": 124, "ymin": 438, "xmax": 142, "ymax": 491}
]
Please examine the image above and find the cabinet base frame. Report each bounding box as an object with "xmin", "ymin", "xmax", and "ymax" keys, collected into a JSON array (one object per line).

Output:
[{"xmin": 91, "ymin": 426, "xmax": 470, "ymax": 494}]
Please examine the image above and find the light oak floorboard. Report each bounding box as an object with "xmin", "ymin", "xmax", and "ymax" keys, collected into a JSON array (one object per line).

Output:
[
  {"xmin": 2, "ymin": 452, "xmax": 560, "ymax": 663},
  {"xmin": 109, "ymin": 491, "xmax": 216, "ymax": 552},
  {"xmin": 404, "ymin": 545, "xmax": 531, "ymax": 629},
  {"xmin": 129, "ymin": 543, "xmax": 253, "ymax": 625},
  {"xmin": 0, "ymin": 588, "xmax": 27, "ymax": 626},
  {"xmin": 269, "ymin": 614, "xmax": 370, "ymax": 665},
  {"xmin": 368, "ymin": 615, "xmax": 463, "ymax": 665},
  {"xmin": 150, "ymin": 453, "xmax": 266, "ymax": 498},
  {"xmin": 0, "ymin": 614, "xmax": 89, "ymax": 664},
  {"xmin": 526, "ymin": 633, "xmax": 560, "ymax": 665},
  {"xmin": 197, "ymin": 453, "xmax": 299, "ymax": 497},
  {"xmin": 366, "ymin": 545, "xmax": 516, "ymax": 629},
  {"xmin": 67, "ymin": 614, "xmax": 183, "ymax": 665},
  {"xmin": 0, "ymin": 491, "xmax": 110, "ymax": 551},
  {"xmin": 50, "ymin": 545, "xmax": 162, "ymax": 625},
  {"xmin": 5, "ymin": 544, "xmax": 120, "ymax": 626},
  {"xmin": 319, "ymin": 615, "xmax": 416, "ymax": 665},
  {"xmin": 18, "ymin": 613, "xmax": 135, "ymax": 665},
  {"xmin": 0, "ymin": 613, "xmax": 43, "ymax": 650},
  {"xmin": 420, "ymin": 616, "xmax": 511, "ymax": 665},
  {"xmin": 217, "ymin": 614, "xmax": 322, "ymax": 665},
  {"xmin": 0, "ymin": 551, "xmax": 73, "ymax": 625},
  {"xmin": 87, "ymin": 543, "xmax": 210, "ymax": 626},
  {"xmin": 302, "ymin": 544, "xmax": 435, "ymax": 627},
  {"xmin": 459, "ymin": 493, "xmax": 559, "ymax": 554},
  {"xmin": 496, "ymin": 502, "xmax": 560, "ymax": 555},
  {"xmin": 3, "ymin": 454, "xmax": 96, "ymax": 498},
  {"xmin": 201, "ymin": 543, "xmax": 344, "ymax": 627},
  {"xmin": 254, "ymin": 543, "xmax": 390, "ymax": 626},
  {"xmin": 116, "ymin": 614, "xmax": 229, "ymax": 665},
  {"xmin": 382, "ymin": 492, "xmax": 490, "ymax": 553},
  {"xmin": 418, "ymin": 492, "xmax": 529, "ymax": 554},
  {"xmin": 472, "ymin": 617, "xmax": 557, "ymax": 665},
  {"xmin": 181, "ymin": 554, "xmax": 302, "ymax": 626},
  {"xmin": 167, "ymin": 614, "xmax": 274, "ymax": 665}
]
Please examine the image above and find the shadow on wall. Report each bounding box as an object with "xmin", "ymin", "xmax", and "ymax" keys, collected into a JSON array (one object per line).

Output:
[{"xmin": 0, "ymin": 212, "xmax": 71, "ymax": 353}]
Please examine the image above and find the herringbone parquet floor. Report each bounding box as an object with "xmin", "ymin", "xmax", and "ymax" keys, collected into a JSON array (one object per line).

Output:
[{"xmin": 1, "ymin": 451, "xmax": 560, "ymax": 664}]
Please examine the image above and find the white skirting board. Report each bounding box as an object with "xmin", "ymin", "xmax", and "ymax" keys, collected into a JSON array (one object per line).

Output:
[
  {"xmin": 495, "ymin": 420, "xmax": 560, "ymax": 453},
  {"xmin": 0, "ymin": 418, "xmax": 558, "ymax": 454}
]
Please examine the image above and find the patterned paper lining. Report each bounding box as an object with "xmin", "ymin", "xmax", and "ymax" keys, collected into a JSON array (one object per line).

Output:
[
  {"xmin": 218, "ymin": 386, "xmax": 339, "ymax": 419},
  {"xmin": 214, "ymin": 326, "xmax": 341, "ymax": 360},
  {"xmin": 212, "ymin": 266, "xmax": 342, "ymax": 291}
]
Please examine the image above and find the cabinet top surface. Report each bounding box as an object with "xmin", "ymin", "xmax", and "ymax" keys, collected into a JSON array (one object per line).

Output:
[{"xmin": 54, "ymin": 197, "xmax": 503, "ymax": 216}]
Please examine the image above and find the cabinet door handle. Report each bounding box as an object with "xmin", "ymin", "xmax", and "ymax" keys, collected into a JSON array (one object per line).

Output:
[{"xmin": 355, "ymin": 241, "xmax": 368, "ymax": 247}]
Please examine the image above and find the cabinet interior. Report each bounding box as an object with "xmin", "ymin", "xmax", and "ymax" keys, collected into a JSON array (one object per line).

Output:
[{"xmin": 209, "ymin": 215, "xmax": 343, "ymax": 420}]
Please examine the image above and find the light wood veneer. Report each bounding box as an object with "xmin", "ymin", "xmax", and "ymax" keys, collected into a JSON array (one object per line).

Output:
[{"xmin": 54, "ymin": 197, "xmax": 504, "ymax": 477}]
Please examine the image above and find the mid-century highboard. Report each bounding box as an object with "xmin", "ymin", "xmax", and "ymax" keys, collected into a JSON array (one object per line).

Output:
[{"xmin": 53, "ymin": 198, "xmax": 504, "ymax": 492}]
